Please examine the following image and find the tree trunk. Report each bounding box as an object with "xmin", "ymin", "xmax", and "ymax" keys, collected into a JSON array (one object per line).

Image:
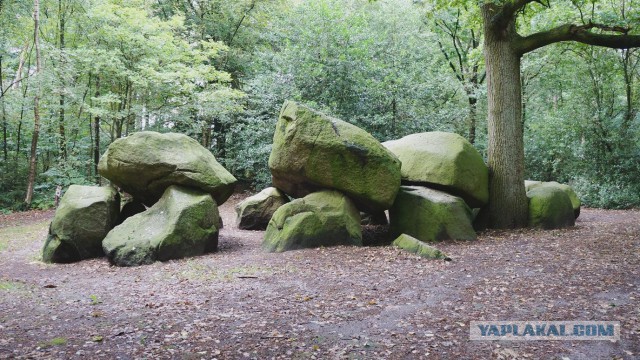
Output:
[
  {"xmin": 212, "ymin": 118, "xmax": 226, "ymax": 159},
  {"xmin": 1, "ymin": 55, "xmax": 7, "ymax": 162},
  {"xmin": 25, "ymin": 0, "xmax": 41, "ymax": 207},
  {"xmin": 621, "ymin": 49, "xmax": 635, "ymax": 137},
  {"xmin": 15, "ymin": 56, "xmax": 31, "ymax": 163},
  {"xmin": 466, "ymin": 92, "xmax": 477, "ymax": 145},
  {"xmin": 93, "ymin": 77, "xmax": 101, "ymax": 185},
  {"xmin": 482, "ymin": 4, "xmax": 528, "ymax": 229},
  {"xmin": 57, "ymin": 0, "xmax": 67, "ymax": 160}
]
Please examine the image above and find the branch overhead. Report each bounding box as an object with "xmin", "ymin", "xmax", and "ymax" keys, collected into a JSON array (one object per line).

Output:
[{"xmin": 516, "ymin": 22, "xmax": 640, "ymax": 55}]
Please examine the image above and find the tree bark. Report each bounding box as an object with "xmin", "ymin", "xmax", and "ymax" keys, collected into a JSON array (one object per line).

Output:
[
  {"xmin": 57, "ymin": 0, "xmax": 67, "ymax": 160},
  {"xmin": 93, "ymin": 77, "xmax": 101, "ymax": 185},
  {"xmin": 482, "ymin": 3, "xmax": 528, "ymax": 228},
  {"xmin": 466, "ymin": 92, "xmax": 477, "ymax": 144},
  {"xmin": 621, "ymin": 49, "xmax": 636, "ymax": 137},
  {"xmin": 25, "ymin": 0, "xmax": 41, "ymax": 207},
  {"xmin": 0, "ymin": 56, "xmax": 7, "ymax": 161}
]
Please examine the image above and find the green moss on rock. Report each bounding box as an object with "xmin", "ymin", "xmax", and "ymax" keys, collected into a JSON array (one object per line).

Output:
[
  {"xmin": 527, "ymin": 185, "xmax": 575, "ymax": 229},
  {"xmin": 42, "ymin": 185, "xmax": 120, "ymax": 263},
  {"xmin": 526, "ymin": 180, "xmax": 581, "ymax": 219},
  {"xmin": 98, "ymin": 131, "xmax": 237, "ymax": 206},
  {"xmin": 392, "ymin": 234, "xmax": 449, "ymax": 260},
  {"xmin": 389, "ymin": 186, "xmax": 476, "ymax": 242},
  {"xmin": 383, "ymin": 132, "xmax": 488, "ymax": 208},
  {"xmin": 102, "ymin": 185, "xmax": 220, "ymax": 266},
  {"xmin": 268, "ymin": 101, "xmax": 401, "ymax": 213},
  {"xmin": 263, "ymin": 190, "xmax": 362, "ymax": 252},
  {"xmin": 235, "ymin": 187, "xmax": 289, "ymax": 230}
]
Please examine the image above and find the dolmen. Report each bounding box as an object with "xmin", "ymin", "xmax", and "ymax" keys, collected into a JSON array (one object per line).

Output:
[
  {"xmin": 43, "ymin": 131, "xmax": 236, "ymax": 266},
  {"xmin": 254, "ymin": 101, "xmax": 581, "ymax": 254}
]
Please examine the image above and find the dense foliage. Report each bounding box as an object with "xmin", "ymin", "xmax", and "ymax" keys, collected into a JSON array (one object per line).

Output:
[{"xmin": 0, "ymin": 0, "xmax": 638, "ymax": 212}]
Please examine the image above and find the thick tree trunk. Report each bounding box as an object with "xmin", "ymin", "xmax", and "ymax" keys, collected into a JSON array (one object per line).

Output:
[
  {"xmin": 25, "ymin": 0, "xmax": 41, "ymax": 207},
  {"xmin": 482, "ymin": 4, "xmax": 528, "ymax": 229}
]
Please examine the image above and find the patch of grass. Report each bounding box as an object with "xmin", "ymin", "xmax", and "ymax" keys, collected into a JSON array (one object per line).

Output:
[
  {"xmin": 39, "ymin": 337, "xmax": 67, "ymax": 348},
  {"xmin": 89, "ymin": 294, "xmax": 102, "ymax": 305},
  {"xmin": 0, "ymin": 281, "xmax": 21, "ymax": 291},
  {"xmin": 0, "ymin": 220, "xmax": 49, "ymax": 253}
]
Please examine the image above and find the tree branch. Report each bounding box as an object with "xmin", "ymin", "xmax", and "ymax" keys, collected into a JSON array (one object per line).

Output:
[
  {"xmin": 494, "ymin": 0, "xmax": 540, "ymax": 27},
  {"xmin": 516, "ymin": 23, "xmax": 640, "ymax": 55}
]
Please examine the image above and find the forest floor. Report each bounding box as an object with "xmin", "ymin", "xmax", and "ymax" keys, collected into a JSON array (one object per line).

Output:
[{"xmin": 0, "ymin": 193, "xmax": 638, "ymax": 360}]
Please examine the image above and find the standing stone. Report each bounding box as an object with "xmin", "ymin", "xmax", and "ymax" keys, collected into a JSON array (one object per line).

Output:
[
  {"xmin": 102, "ymin": 185, "xmax": 220, "ymax": 266},
  {"xmin": 98, "ymin": 131, "xmax": 237, "ymax": 206},
  {"xmin": 263, "ymin": 191, "xmax": 362, "ymax": 252},
  {"xmin": 42, "ymin": 185, "xmax": 120, "ymax": 263},
  {"xmin": 236, "ymin": 187, "xmax": 289, "ymax": 230},
  {"xmin": 389, "ymin": 186, "xmax": 476, "ymax": 242},
  {"xmin": 268, "ymin": 101, "xmax": 401, "ymax": 213},
  {"xmin": 383, "ymin": 132, "xmax": 489, "ymax": 208}
]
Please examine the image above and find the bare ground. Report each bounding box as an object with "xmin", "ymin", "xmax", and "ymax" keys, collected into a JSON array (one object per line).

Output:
[{"xmin": 0, "ymin": 193, "xmax": 638, "ymax": 360}]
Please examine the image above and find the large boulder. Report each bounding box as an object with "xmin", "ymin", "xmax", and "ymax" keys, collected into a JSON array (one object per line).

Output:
[
  {"xmin": 383, "ymin": 132, "xmax": 488, "ymax": 208},
  {"xmin": 98, "ymin": 131, "xmax": 237, "ymax": 206},
  {"xmin": 527, "ymin": 185, "xmax": 575, "ymax": 229},
  {"xmin": 102, "ymin": 185, "xmax": 220, "ymax": 266},
  {"xmin": 526, "ymin": 180, "xmax": 581, "ymax": 219},
  {"xmin": 235, "ymin": 187, "xmax": 289, "ymax": 230},
  {"xmin": 42, "ymin": 185, "xmax": 120, "ymax": 263},
  {"xmin": 263, "ymin": 190, "xmax": 362, "ymax": 252},
  {"xmin": 268, "ymin": 101, "xmax": 401, "ymax": 213},
  {"xmin": 389, "ymin": 186, "xmax": 476, "ymax": 242},
  {"xmin": 392, "ymin": 234, "xmax": 449, "ymax": 260}
]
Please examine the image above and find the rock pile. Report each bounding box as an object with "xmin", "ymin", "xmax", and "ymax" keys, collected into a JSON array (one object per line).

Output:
[
  {"xmin": 258, "ymin": 102, "xmax": 580, "ymax": 253},
  {"xmin": 383, "ymin": 132, "xmax": 487, "ymax": 243},
  {"xmin": 43, "ymin": 131, "xmax": 236, "ymax": 266},
  {"xmin": 261, "ymin": 101, "xmax": 401, "ymax": 252}
]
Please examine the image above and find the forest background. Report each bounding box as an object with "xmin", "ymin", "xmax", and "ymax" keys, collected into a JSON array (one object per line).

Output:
[{"xmin": 0, "ymin": 0, "xmax": 638, "ymax": 212}]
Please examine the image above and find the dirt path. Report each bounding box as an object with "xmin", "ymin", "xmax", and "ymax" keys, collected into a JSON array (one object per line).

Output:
[{"xmin": 0, "ymin": 195, "xmax": 638, "ymax": 359}]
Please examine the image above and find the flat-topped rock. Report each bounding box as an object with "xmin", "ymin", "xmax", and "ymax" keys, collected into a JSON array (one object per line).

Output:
[{"xmin": 98, "ymin": 131, "xmax": 237, "ymax": 206}]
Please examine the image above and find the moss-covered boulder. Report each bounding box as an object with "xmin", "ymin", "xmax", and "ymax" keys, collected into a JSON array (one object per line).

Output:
[
  {"xmin": 383, "ymin": 132, "xmax": 488, "ymax": 208},
  {"xmin": 389, "ymin": 186, "xmax": 476, "ymax": 242},
  {"xmin": 526, "ymin": 180, "xmax": 581, "ymax": 219},
  {"xmin": 98, "ymin": 131, "xmax": 237, "ymax": 206},
  {"xmin": 102, "ymin": 185, "xmax": 220, "ymax": 266},
  {"xmin": 268, "ymin": 101, "xmax": 401, "ymax": 213},
  {"xmin": 42, "ymin": 185, "xmax": 120, "ymax": 263},
  {"xmin": 392, "ymin": 234, "xmax": 449, "ymax": 260},
  {"xmin": 527, "ymin": 185, "xmax": 575, "ymax": 229},
  {"xmin": 236, "ymin": 187, "xmax": 289, "ymax": 230},
  {"xmin": 263, "ymin": 190, "xmax": 362, "ymax": 252}
]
